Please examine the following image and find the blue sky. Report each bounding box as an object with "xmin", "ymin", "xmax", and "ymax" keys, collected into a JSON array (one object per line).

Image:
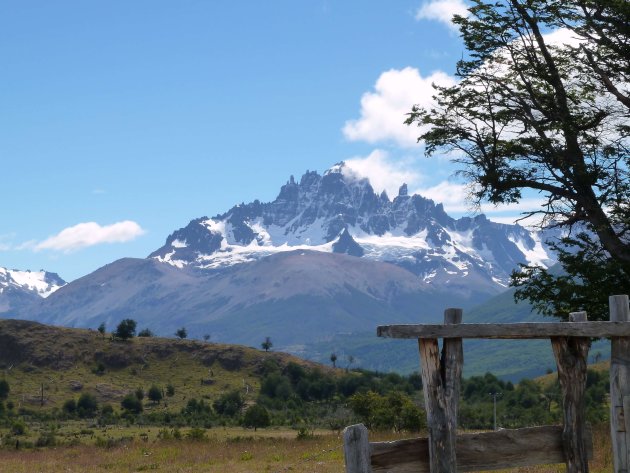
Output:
[{"xmin": 1, "ymin": 0, "xmax": 537, "ymax": 281}]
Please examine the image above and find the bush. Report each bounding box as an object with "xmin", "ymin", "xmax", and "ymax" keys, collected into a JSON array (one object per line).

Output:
[
  {"xmin": 138, "ymin": 328, "xmax": 154, "ymax": 337},
  {"xmin": 186, "ymin": 427, "xmax": 207, "ymax": 440},
  {"xmin": 63, "ymin": 399, "xmax": 77, "ymax": 415},
  {"xmin": 148, "ymin": 385, "xmax": 163, "ymax": 404},
  {"xmin": 121, "ymin": 393, "xmax": 143, "ymax": 414},
  {"xmin": 166, "ymin": 384, "xmax": 175, "ymax": 397},
  {"xmin": 213, "ymin": 390, "xmax": 244, "ymax": 417},
  {"xmin": 77, "ymin": 393, "xmax": 98, "ymax": 418},
  {"xmin": 243, "ymin": 404, "xmax": 271, "ymax": 431},
  {"xmin": 11, "ymin": 420, "xmax": 27, "ymax": 436},
  {"xmin": 0, "ymin": 379, "xmax": 9, "ymax": 400}
]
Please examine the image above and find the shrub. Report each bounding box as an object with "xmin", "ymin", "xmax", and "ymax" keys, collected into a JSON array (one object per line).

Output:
[
  {"xmin": 121, "ymin": 393, "xmax": 143, "ymax": 414},
  {"xmin": 77, "ymin": 393, "xmax": 98, "ymax": 418},
  {"xmin": 0, "ymin": 379, "xmax": 9, "ymax": 400},
  {"xmin": 114, "ymin": 319, "xmax": 137, "ymax": 340},
  {"xmin": 11, "ymin": 420, "xmax": 27, "ymax": 436},
  {"xmin": 243, "ymin": 404, "xmax": 271, "ymax": 431},
  {"xmin": 63, "ymin": 398, "xmax": 77, "ymax": 415},
  {"xmin": 148, "ymin": 385, "xmax": 163, "ymax": 404}
]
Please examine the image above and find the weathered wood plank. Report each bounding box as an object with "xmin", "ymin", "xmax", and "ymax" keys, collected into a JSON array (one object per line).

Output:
[
  {"xmin": 419, "ymin": 308, "xmax": 462, "ymax": 473},
  {"xmin": 551, "ymin": 311, "xmax": 591, "ymax": 473},
  {"xmin": 378, "ymin": 321, "xmax": 630, "ymax": 339},
  {"xmin": 344, "ymin": 424, "xmax": 373, "ymax": 473},
  {"xmin": 370, "ymin": 425, "xmax": 593, "ymax": 472},
  {"xmin": 610, "ymin": 295, "xmax": 630, "ymax": 473}
]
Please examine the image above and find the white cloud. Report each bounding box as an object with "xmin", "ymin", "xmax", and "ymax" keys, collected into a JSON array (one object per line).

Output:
[
  {"xmin": 415, "ymin": 180, "xmax": 547, "ymax": 224},
  {"xmin": 343, "ymin": 67, "xmax": 456, "ymax": 147},
  {"xmin": 343, "ymin": 150, "xmax": 422, "ymax": 197},
  {"xmin": 35, "ymin": 221, "xmax": 145, "ymax": 253},
  {"xmin": 415, "ymin": 181, "xmax": 469, "ymax": 210},
  {"xmin": 415, "ymin": 0, "xmax": 469, "ymax": 30}
]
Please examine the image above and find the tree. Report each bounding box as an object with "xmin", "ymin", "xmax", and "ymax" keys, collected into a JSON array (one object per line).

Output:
[
  {"xmin": 135, "ymin": 387, "xmax": 144, "ymax": 401},
  {"xmin": 166, "ymin": 384, "xmax": 175, "ymax": 397},
  {"xmin": 77, "ymin": 393, "xmax": 98, "ymax": 418},
  {"xmin": 330, "ymin": 353, "xmax": 337, "ymax": 368},
  {"xmin": 175, "ymin": 327, "xmax": 187, "ymax": 339},
  {"xmin": 406, "ymin": 0, "xmax": 630, "ymax": 317},
  {"xmin": 203, "ymin": 334, "xmax": 211, "ymax": 342},
  {"xmin": 114, "ymin": 319, "xmax": 137, "ymax": 340},
  {"xmin": 97, "ymin": 322, "xmax": 106, "ymax": 338},
  {"xmin": 148, "ymin": 385, "xmax": 163, "ymax": 404},
  {"xmin": 213, "ymin": 390, "xmax": 244, "ymax": 417},
  {"xmin": 121, "ymin": 393, "xmax": 143, "ymax": 414},
  {"xmin": 261, "ymin": 336, "xmax": 272, "ymax": 352},
  {"xmin": 0, "ymin": 380, "xmax": 9, "ymax": 400},
  {"xmin": 62, "ymin": 398, "xmax": 77, "ymax": 415},
  {"xmin": 243, "ymin": 404, "xmax": 271, "ymax": 431},
  {"xmin": 138, "ymin": 328, "xmax": 154, "ymax": 337}
]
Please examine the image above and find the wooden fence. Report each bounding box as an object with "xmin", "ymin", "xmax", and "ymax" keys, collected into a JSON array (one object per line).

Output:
[{"xmin": 343, "ymin": 294, "xmax": 630, "ymax": 473}]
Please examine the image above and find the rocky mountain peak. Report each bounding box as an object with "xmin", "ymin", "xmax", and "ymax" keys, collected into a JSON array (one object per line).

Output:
[{"xmin": 149, "ymin": 163, "xmax": 557, "ymax": 289}]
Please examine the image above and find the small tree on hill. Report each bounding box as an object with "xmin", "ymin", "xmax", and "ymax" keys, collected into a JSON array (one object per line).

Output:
[
  {"xmin": 243, "ymin": 404, "xmax": 271, "ymax": 431},
  {"xmin": 175, "ymin": 327, "xmax": 187, "ymax": 339},
  {"xmin": 97, "ymin": 322, "xmax": 106, "ymax": 339},
  {"xmin": 148, "ymin": 385, "xmax": 163, "ymax": 404},
  {"xmin": 138, "ymin": 328, "xmax": 154, "ymax": 337},
  {"xmin": 0, "ymin": 380, "xmax": 9, "ymax": 400},
  {"xmin": 135, "ymin": 387, "xmax": 144, "ymax": 401},
  {"xmin": 114, "ymin": 319, "xmax": 137, "ymax": 341},
  {"xmin": 330, "ymin": 353, "xmax": 337, "ymax": 368},
  {"xmin": 121, "ymin": 393, "xmax": 143, "ymax": 414},
  {"xmin": 77, "ymin": 393, "xmax": 98, "ymax": 418},
  {"xmin": 203, "ymin": 334, "xmax": 210, "ymax": 342},
  {"xmin": 261, "ymin": 336, "xmax": 272, "ymax": 352}
]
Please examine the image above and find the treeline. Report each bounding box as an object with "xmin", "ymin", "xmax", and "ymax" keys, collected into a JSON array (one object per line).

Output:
[{"xmin": 0, "ymin": 362, "xmax": 611, "ymax": 442}]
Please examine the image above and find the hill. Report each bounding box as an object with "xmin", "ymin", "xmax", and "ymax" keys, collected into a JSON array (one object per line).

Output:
[{"xmin": 0, "ymin": 318, "xmax": 325, "ymax": 413}]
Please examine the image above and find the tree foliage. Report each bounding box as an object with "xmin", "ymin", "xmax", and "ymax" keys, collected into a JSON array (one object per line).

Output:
[
  {"xmin": 175, "ymin": 327, "xmax": 187, "ymax": 339},
  {"xmin": 0, "ymin": 380, "xmax": 9, "ymax": 400},
  {"xmin": 243, "ymin": 404, "xmax": 271, "ymax": 431},
  {"xmin": 406, "ymin": 0, "xmax": 630, "ymax": 315},
  {"xmin": 114, "ymin": 319, "xmax": 137, "ymax": 341},
  {"xmin": 261, "ymin": 336, "xmax": 272, "ymax": 352},
  {"xmin": 148, "ymin": 385, "xmax": 163, "ymax": 404}
]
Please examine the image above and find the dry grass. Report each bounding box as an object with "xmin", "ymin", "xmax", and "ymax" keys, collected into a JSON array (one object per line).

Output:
[{"xmin": 0, "ymin": 424, "xmax": 613, "ymax": 473}]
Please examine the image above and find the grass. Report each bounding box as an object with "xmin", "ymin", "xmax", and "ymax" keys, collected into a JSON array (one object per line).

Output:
[
  {"xmin": 0, "ymin": 423, "xmax": 614, "ymax": 472},
  {"xmin": 0, "ymin": 319, "xmax": 330, "ymax": 414}
]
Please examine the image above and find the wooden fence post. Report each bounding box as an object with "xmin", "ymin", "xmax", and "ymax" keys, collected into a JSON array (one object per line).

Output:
[
  {"xmin": 610, "ymin": 295, "xmax": 630, "ymax": 473},
  {"xmin": 551, "ymin": 311, "xmax": 591, "ymax": 473},
  {"xmin": 343, "ymin": 424, "xmax": 372, "ymax": 473},
  {"xmin": 419, "ymin": 308, "xmax": 463, "ymax": 473}
]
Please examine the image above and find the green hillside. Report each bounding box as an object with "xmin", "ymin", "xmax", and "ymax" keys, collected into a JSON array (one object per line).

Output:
[{"xmin": 0, "ymin": 318, "xmax": 321, "ymax": 414}]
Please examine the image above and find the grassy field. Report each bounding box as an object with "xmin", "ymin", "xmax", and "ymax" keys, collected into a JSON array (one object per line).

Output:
[{"xmin": 0, "ymin": 423, "xmax": 614, "ymax": 472}]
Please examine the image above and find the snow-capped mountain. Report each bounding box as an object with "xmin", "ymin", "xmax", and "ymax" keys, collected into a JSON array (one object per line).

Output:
[
  {"xmin": 0, "ymin": 267, "xmax": 65, "ymax": 314},
  {"xmin": 150, "ymin": 162, "xmax": 556, "ymax": 290}
]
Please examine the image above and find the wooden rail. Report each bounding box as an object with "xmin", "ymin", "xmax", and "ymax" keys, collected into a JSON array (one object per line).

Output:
[
  {"xmin": 377, "ymin": 321, "xmax": 630, "ymax": 339},
  {"xmin": 343, "ymin": 294, "xmax": 630, "ymax": 473},
  {"xmin": 344, "ymin": 424, "xmax": 593, "ymax": 472}
]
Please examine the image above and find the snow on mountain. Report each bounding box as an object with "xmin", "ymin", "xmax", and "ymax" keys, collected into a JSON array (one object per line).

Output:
[
  {"xmin": 150, "ymin": 162, "xmax": 557, "ymax": 290},
  {"xmin": 0, "ymin": 267, "xmax": 65, "ymax": 298}
]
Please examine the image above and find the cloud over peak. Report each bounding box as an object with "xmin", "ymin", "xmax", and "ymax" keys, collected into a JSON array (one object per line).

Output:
[{"xmin": 343, "ymin": 67, "xmax": 456, "ymax": 148}]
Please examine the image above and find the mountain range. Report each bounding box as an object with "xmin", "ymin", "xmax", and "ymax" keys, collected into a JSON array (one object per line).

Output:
[{"xmin": 3, "ymin": 163, "xmax": 563, "ymax": 376}]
